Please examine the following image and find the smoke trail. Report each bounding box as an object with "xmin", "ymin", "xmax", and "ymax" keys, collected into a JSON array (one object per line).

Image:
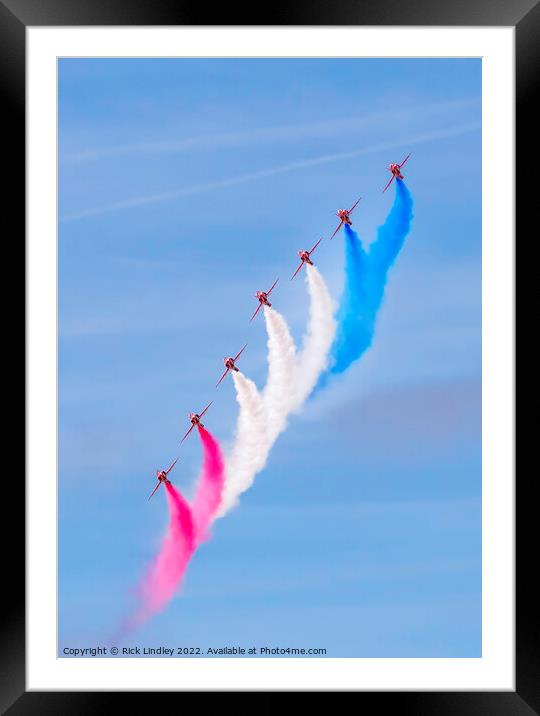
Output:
[
  {"xmin": 217, "ymin": 371, "xmax": 268, "ymax": 516},
  {"xmin": 292, "ymin": 264, "xmax": 337, "ymax": 408},
  {"xmin": 369, "ymin": 178, "xmax": 414, "ymax": 277},
  {"xmin": 191, "ymin": 426, "xmax": 226, "ymax": 543},
  {"xmin": 328, "ymin": 179, "xmax": 414, "ymax": 377},
  {"xmin": 327, "ymin": 224, "xmax": 372, "ymax": 375},
  {"xmin": 218, "ymin": 269, "xmax": 336, "ymax": 517},
  {"xmin": 115, "ymin": 428, "xmax": 225, "ymax": 639},
  {"xmin": 262, "ymin": 306, "xmax": 297, "ymax": 443},
  {"xmin": 137, "ymin": 484, "xmax": 195, "ymax": 617},
  {"xmin": 114, "ymin": 483, "xmax": 195, "ymax": 639}
]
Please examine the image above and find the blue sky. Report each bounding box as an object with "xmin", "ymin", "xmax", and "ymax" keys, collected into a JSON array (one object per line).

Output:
[{"xmin": 58, "ymin": 58, "xmax": 481, "ymax": 657}]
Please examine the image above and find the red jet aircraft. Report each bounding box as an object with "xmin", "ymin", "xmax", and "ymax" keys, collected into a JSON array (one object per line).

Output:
[
  {"xmin": 216, "ymin": 344, "xmax": 248, "ymax": 387},
  {"xmin": 382, "ymin": 153, "xmax": 411, "ymax": 193},
  {"xmin": 290, "ymin": 238, "xmax": 323, "ymax": 280},
  {"xmin": 148, "ymin": 457, "xmax": 179, "ymax": 501},
  {"xmin": 181, "ymin": 402, "xmax": 213, "ymax": 443},
  {"xmin": 330, "ymin": 197, "xmax": 362, "ymax": 239},
  {"xmin": 250, "ymin": 279, "xmax": 279, "ymax": 322}
]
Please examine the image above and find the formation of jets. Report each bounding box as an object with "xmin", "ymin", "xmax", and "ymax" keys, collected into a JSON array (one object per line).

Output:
[{"xmin": 149, "ymin": 155, "xmax": 411, "ymax": 499}]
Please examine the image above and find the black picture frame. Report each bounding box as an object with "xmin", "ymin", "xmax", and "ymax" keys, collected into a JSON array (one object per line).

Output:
[{"xmin": 9, "ymin": 0, "xmax": 529, "ymax": 710}]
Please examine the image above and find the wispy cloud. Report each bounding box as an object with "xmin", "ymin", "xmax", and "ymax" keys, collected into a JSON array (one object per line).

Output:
[
  {"xmin": 63, "ymin": 97, "xmax": 479, "ymax": 164},
  {"xmin": 60, "ymin": 122, "xmax": 480, "ymax": 223}
]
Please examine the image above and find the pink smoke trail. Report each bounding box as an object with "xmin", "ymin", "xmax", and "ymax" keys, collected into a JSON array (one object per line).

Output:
[
  {"xmin": 113, "ymin": 483, "xmax": 194, "ymax": 639},
  {"xmin": 114, "ymin": 427, "xmax": 225, "ymax": 640},
  {"xmin": 191, "ymin": 425, "xmax": 225, "ymax": 543},
  {"xmin": 137, "ymin": 483, "xmax": 195, "ymax": 617}
]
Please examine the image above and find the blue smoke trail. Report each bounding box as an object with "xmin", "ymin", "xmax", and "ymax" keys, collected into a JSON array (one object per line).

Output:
[
  {"xmin": 328, "ymin": 225, "xmax": 372, "ymax": 374},
  {"xmin": 322, "ymin": 179, "xmax": 414, "ymax": 384}
]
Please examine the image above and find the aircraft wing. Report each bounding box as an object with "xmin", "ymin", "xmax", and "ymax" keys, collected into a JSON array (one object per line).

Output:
[
  {"xmin": 399, "ymin": 152, "xmax": 411, "ymax": 168},
  {"xmin": 348, "ymin": 197, "xmax": 362, "ymax": 214},
  {"xmin": 216, "ymin": 367, "xmax": 230, "ymax": 387},
  {"xmin": 329, "ymin": 220, "xmax": 344, "ymax": 240},
  {"xmin": 382, "ymin": 175, "xmax": 395, "ymax": 193},
  {"xmin": 233, "ymin": 344, "xmax": 248, "ymax": 362},
  {"xmin": 308, "ymin": 237, "xmax": 323, "ymax": 255},
  {"xmin": 180, "ymin": 423, "xmax": 195, "ymax": 444},
  {"xmin": 267, "ymin": 278, "xmax": 279, "ymax": 296},
  {"xmin": 148, "ymin": 481, "xmax": 162, "ymax": 501},
  {"xmin": 250, "ymin": 303, "xmax": 263, "ymax": 322},
  {"xmin": 290, "ymin": 262, "xmax": 304, "ymax": 281},
  {"xmin": 165, "ymin": 457, "xmax": 179, "ymax": 476},
  {"xmin": 199, "ymin": 401, "xmax": 213, "ymax": 419}
]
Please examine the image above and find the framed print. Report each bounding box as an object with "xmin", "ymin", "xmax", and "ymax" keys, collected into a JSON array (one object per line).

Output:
[{"xmin": 7, "ymin": 0, "xmax": 530, "ymax": 709}]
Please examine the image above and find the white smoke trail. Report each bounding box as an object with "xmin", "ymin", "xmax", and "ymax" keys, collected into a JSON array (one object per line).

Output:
[
  {"xmin": 261, "ymin": 306, "xmax": 297, "ymax": 443},
  {"xmin": 291, "ymin": 265, "xmax": 337, "ymax": 410},
  {"xmin": 217, "ymin": 372, "xmax": 267, "ymax": 517},
  {"xmin": 217, "ymin": 310, "xmax": 296, "ymax": 519},
  {"xmin": 218, "ymin": 268, "xmax": 336, "ymax": 518}
]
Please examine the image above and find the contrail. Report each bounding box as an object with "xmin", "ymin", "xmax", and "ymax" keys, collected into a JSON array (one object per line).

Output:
[
  {"xmin": 64, "ymin": 97, "xmax": 479, "ymax": 164},
  {"xmin": 115, "ymin": 427, "xmax": 225, "ymax": 639},
  {"xmin": 218, "ymin": 269, "xmax": 336, "ymax": 517},
  {"xmin": 60, "ymin": 122, "xmax": 476, "ymax": 222},
  {"xmin": 323, "ymin": 179, "xmax": 414, "ymax": 381}
]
